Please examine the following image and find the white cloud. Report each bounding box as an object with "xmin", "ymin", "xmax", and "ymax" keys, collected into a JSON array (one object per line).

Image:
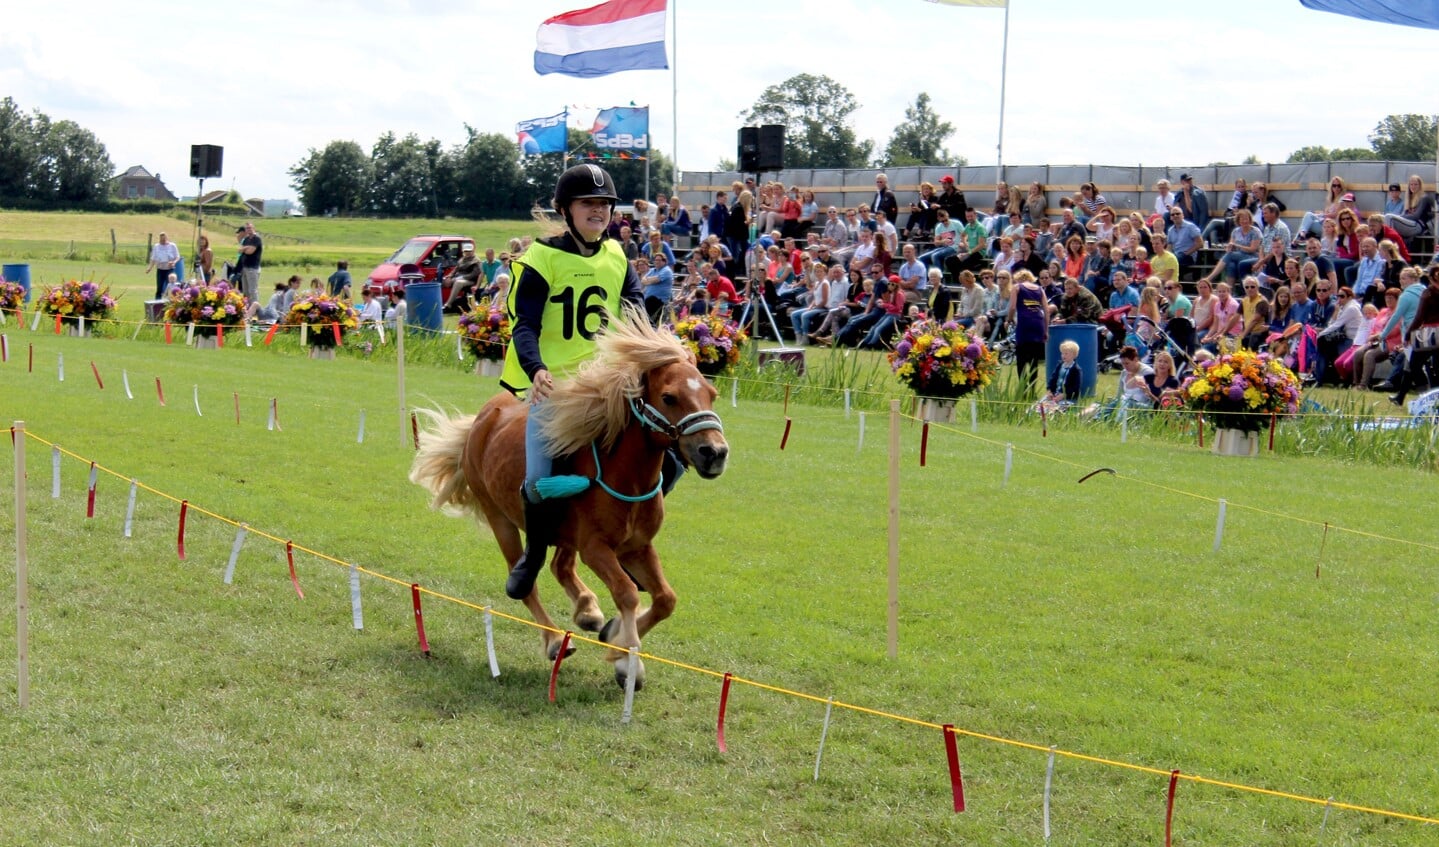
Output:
[{"xmin": 1, "ymin": 0, "xmax": 1434, "ymax": 200}]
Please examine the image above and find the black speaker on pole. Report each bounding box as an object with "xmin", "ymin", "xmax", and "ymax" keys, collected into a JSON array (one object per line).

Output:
[
  {"xmin": 189, "ymin": 144, "xmax": 224, "ymax": 179},
  {"xmin": 758, "ymin": 125, "xmax": 785, "ymax": 171},
  {"xmin": 737, "ymin": 127, "xmax": 760, "ymax": 172}
]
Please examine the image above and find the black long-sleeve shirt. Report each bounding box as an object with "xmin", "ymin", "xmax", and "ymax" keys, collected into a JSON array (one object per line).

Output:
[{"xmin": 511, "ymin": 232, "xmax": 643, "ymax": 382}]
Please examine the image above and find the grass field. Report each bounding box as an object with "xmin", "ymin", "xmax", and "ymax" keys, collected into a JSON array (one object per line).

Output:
[
  {"xmin": 0, "ymin": 210, "xmax": 536, "ymax": 271},
  {"xmin": 2, "ymin": 327, "xmax": 1438, "ymax": 845}
]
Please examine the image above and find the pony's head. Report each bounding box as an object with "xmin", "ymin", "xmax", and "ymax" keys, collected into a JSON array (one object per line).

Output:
[{"xmin": 541, "ymin": 307, "xmax": 729, "ymax": 479}]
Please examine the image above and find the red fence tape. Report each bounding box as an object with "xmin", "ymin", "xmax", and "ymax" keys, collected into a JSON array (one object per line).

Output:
[
  {"xmin": 85, "ymin": 462, "xmax": 97, "ymax": 518},
  {"xmin": 285, "ymin": 541, "xmax": 304, "ymax": 599},
  {"xmin": 411, "ymin": 584, "xmax": 431, "ymax": 656},
  {"xmin": 717, "ymin": 672, "xmax": 733, "ymax": 753},
  {"xmin": 91, "ymin": 361, "xmax": 103, "ymax": 389},
  {"xmin": 177, "ymin": 500, "xmax": 188, "ymax": 561},
  {"xmin": 1165, "ymin": 769, "xmax": 1180, "ymax": 847},
  {"xmin": 547, "ymin": 631, "xmax": 572, "ymax": 703},
  {"xmin": 943, "ymin": 724, "xmax": 967, "ymax": 813}
]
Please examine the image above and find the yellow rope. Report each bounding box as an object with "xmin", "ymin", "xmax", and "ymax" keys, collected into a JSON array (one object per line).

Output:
[{"xmin": 9, "ymin": 425, "xmax": 1439, "ymax": 826}]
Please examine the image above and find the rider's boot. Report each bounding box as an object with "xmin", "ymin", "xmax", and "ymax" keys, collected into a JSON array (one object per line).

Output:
[{"xmin": 505, "ymin": 492, "xmax": 560, "ymax": 600}]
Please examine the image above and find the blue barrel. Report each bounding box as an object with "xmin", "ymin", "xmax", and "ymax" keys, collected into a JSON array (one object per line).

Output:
[
  {"xmin": 2, "ymin": 263, "xmax": 31, "ymax": 303},
  {"xmin": 1046, "ymin": 323, "xmax": 1099, "ymax": 397},
  {"xmin": 405, "ymin": 281, "xmax": 443, "ymax": 334}
]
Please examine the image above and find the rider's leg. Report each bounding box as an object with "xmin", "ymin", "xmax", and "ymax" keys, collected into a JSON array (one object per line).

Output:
[{"xmin": 507, "ymin": 401, "xmax": 560, "ymax": 599}]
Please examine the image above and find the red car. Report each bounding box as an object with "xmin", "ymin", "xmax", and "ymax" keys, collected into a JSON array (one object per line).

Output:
[{"xmin": 365, "ymin": 235, "xmax": 474, "ymax": 301}]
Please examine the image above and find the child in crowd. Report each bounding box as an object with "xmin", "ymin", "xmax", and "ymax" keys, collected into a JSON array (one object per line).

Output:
[{"xmin": 1131, "ymin": 247, "xmax": 1152, "ymax": 283}]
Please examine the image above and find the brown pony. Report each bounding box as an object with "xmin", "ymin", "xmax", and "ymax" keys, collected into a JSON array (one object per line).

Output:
[{"xmin": 409, "ymin": 312, "xmax": 729, "ymax": 690}]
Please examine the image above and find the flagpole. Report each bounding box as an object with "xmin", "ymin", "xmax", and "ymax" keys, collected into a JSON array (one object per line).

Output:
[
  {"xmin": 995, "ymin": 0, "xmax": 1010, "ymax": 184},
  {"xmin": 671, "ymin": 0, "xmax": 679, "ymax": 190},
  {"xmin": 562, "ymin": 107, "xmax": 570, "ymax": 169}
]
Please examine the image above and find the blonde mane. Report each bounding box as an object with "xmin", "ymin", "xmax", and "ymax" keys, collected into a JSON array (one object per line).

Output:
[{"xmin": 540, "ymin": 308, "xmax": 696, "ymax": 455}]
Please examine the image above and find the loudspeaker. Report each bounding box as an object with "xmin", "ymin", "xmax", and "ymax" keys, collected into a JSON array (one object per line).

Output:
[
  {"xmin": 737, "ymin": 127, "xmax": 759, "ymax": 172},
  {"xmin": 758, "ymin": 124, "xmax": 785, "ymax": 171},
  {"xmin": 189, "ymin": 144, "xmax": 224, "ymax": 179}
]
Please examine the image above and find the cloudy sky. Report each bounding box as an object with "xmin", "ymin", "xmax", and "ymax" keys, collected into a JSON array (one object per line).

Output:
[{"xmin": 2, "ymin": 0, "xmax": 1434, "ymax": 202}]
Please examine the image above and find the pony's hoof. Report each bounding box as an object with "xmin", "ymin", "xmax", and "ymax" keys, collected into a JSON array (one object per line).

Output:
[
  {"xmin": 614, "ymin": 664, "xmax": 645, "ymax": 691},
  {"xmin": 574, "ymin": 609, "xmax": 605, "ymax": 633},
  {"xmin": 598, "ymin": 617, "xmax": 621, "ymax": 644},
  {"xmin": 546, "ymin": 639, "xmax": 576, "ymax": 662}
]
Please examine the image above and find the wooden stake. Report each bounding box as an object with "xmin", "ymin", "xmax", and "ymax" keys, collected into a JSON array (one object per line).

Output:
[
  {"xmin": 887, "ymin": 399, "xmax": 900, "ymax": 659},
  {"xmin": 13, "ymin": 421, "xmax": 28, "ymax": 708}
]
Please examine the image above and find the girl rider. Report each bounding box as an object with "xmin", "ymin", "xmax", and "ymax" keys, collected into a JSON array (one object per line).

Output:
[{"xmin": 500, "ymin": 164, "xmax": 645, "ymax": 600}]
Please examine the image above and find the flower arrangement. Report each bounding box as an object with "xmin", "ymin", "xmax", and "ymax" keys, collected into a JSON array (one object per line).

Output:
[
  {"xmin": 458, "ymin": 300, "xmax": 511, "ymax": 361},
  {"xmin": 163, "ymin": 280, "xmax": 248, "ymax": 331},
  {"xmin": 1180, "ymin": 349, "xmax": 1301, "ymax": 432},
  {"xmin": 0, "ymin": 280, "xmax": 24, "ymax": 316},
  {"xmin": 284, "ymin": 291, "xmax": 358, "ymax": 347},
  {"xmin": 671, "ymin": 313, "xmax": 748, "ymax": 375},
  {"xmin": 888, "ymin": 318, "xmax": 998, "ymax": 399},
  {"xmin": 36, "ymin": 279, "xmax": 116, "ymax": 322}
]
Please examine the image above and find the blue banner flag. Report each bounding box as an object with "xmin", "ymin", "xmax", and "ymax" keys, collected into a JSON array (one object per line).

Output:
[
  {"xmin": 1299, "ymin": 0, "xmax": 1439, "ymax": 29},
  {"xmin": 591, "ymin": 106, "xmax": 649, "ymax": 151},
  {"xmin": 516, "ymin": 112, "xmax": 568, "ymax": 155}
]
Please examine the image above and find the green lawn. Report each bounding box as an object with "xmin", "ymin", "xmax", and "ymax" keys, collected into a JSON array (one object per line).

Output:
[
  {"xmin": 1, "ymin": 328, "xmax": 1437, "ymax": 844},
  {"xmin": 0, "ymin": 210, "xmax": 536, "ymax": 271}
]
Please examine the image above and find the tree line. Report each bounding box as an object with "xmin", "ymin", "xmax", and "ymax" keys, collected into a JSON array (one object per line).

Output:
[
  {"xmin": 288, "ymin": 126, "xmax": 675, "ymax": 219},
  {"xmin": 0, "ymin": 97, "xmax": 114, "ymax": 206}
]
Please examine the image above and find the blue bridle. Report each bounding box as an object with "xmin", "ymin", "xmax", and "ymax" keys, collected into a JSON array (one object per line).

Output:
[{"xmin": 588, "ymin": 398, "xmax": 724, "ymax": 503}]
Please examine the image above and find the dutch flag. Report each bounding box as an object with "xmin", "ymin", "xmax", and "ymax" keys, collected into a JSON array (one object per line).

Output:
[{"xmin": 535, "ymin": 0, "xmax": 669, "ymax": 78}]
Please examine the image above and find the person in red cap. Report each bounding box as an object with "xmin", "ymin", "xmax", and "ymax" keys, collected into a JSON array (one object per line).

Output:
[{"xmin": 937, "ymin": 174, "xmax": 968, "ymax": 222}]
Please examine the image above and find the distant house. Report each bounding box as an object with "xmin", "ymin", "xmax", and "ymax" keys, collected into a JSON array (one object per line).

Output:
[{"xmin": 113, "ymin": 166, "xmax": 177, "ymax": 201}]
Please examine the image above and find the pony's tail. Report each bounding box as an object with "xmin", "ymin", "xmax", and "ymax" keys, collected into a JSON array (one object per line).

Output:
[{"xmin": 408, "ymin": 408, "xmax": 481, "ymax": 519}]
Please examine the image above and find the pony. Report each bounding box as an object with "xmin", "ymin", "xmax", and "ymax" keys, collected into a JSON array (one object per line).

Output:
[{"xmin": 409, "ymin": 311, "xmax": 729, "ymax": 690}]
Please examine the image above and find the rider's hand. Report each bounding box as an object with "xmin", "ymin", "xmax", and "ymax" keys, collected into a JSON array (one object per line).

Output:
[{"xmin": 530, "ymin": 368, "xmax": 554, "ymax": 402}]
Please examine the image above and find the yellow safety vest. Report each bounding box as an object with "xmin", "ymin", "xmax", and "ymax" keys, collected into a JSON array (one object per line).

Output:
[{"xmin": 501, "ymin": 239, "xmax": 629, "ymax": 392}]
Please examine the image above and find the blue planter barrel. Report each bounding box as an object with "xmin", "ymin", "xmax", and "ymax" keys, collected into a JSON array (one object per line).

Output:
[
  {"xmin": 2, "ymin": 263, "xmax": 31, "ymax": 303},
  {"xmin": 405, "ymin": 281, "xmax": 443, "ymax": 335},
  {"xmin": 1046, "ymin": 323, "xmax": 1099, "ymax": 397}
]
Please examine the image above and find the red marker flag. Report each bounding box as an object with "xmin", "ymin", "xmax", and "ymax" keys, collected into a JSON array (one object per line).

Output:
[
  {"xmin": 285, "ymin": 540, "xmax": 304, "ymax": 599},
  {"xmin": 332, "ymin": 322, "xmax": 342, "ymax": 346},
  {"xmin": 86, "ymin": 462, "xmax": 98, "ymax": 518},
  {"xmin": 54, "ymin": 313, "xmax": 62, "ymax": 334},
  {"xmin": 263, "ymin": 323, "xmax": 279, "ymax": 345},
  {"xmin": 943, "ymin": 724, "xmax": 967, "ymax": 813},
  {"xmin": 411, "ymin": 584, "xmax": 432, "ymax": 656},
  {"xmin": 716, "ymin": 672, "xmax": 734, "ymax": 753},
  {"xmin": 177, "ymin": 500, "xmax": 189, "ymax": 561},
  {"xmin": 920, "ymin": 421, "xmax": 930, "ymax": 467},
  {"xmin": 156, "ymin": 377, "xmax": 166, "ymax": 406},
  {"xmin": 216, "ymin": 324, "xmax": 225, "ymax": 348},
  {"xmin": 1164, "ymin": 769, "xmax": 1180, "ymax": 847},
  {"xmin": 547, "ymin": 631, "xmax": 573, "ymax": 702},
  {"xmin": 779, "ymin": 417, "xmax": 792, "ymax": 450},
  {"xmin": 164, "ymin": 322, "xmax": 173, "ymax": 344},
  {"xmin": 90, "ymin": 361, "xmax": 104, "ymax": 389}
]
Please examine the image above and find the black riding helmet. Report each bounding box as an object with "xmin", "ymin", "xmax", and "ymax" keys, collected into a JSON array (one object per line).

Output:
[{"xmin": 553, "ymin": 164, "xmax": 618, "ymax": 251}]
